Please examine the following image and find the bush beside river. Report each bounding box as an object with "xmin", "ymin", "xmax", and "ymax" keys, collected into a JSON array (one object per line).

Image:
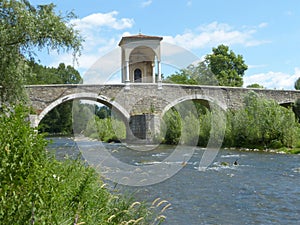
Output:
[
  {"xmin": 162, "ymin": 92, "xmax": 300, "ymax": 152},
  {"xmin": 0, "ymin": 105, "xmax": 165, "ymax": 224},
  {"xmin": 84, "ymin": 92, "xmax": 300, "ymax": 153}
]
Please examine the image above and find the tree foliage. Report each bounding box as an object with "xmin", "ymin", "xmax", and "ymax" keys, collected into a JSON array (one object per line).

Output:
[
  {"xmin": 225, "ymin": 92, "xmax": 300, "ymax": 148},
  {"xmin": 41, "ymin": 102, "xmax": 115, "ymax": 136},
  {"xmin": 294, "ymin": 77, "xmax": 300, "ymax": 90},
  {"xmin": 162, "ymin": 93, "xmax": 300, "ymax": 149},
  {"xmin": 161, "ymin": 108, "xmax": 182, "ymax": 145},
  {"xmin": 293, "ymin": 98, "xmax": 300, "ymax": 122},
  {"xmin": 247, "ymin": 83, "xmax": 264, "ymax": 88},
  {"xmin": 205, "ymin": 44, "xmax": 248, "ymax": 87},
  {"xmin": 96, "ymin": 105, "xmax": 112, "ymax": 119},
  {"xmin": 164, "ymin": 62, "xmax": 218, "ymax": 85},
  {"xmin": 84, "ymin": 116, "xmax": 126, "ymax": 142},
  {"xmin": 26, "ymin": 62, "xmax": 82, "ymax": 85},
  {"xmin": 39, "ymin": 101, "xmax": 74, "ymax": 134},
  {"xmin": 72, "ymin": 101, "xmax": 96, "ymax": 134},
  {"xmin": 0, "ymin": 0, "xmax": 83, "ymax": 102},
  {"xmin": 164, "ymin": 45, "xmax": 247, "ymax": 87}
]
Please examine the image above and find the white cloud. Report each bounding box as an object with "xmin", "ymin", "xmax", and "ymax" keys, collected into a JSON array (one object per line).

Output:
[
  {"xmin": 71, "ymin": 11, "xmax": 134, "ymax": 31},
  {"xmin": 248, "ymin": 64, "xmax": 268, "ymax": 69},
  {"xmin": 244, "ymin": 68, "xmax": 300, "ymax": 89},
  {"xmin": 141, "ymin": 0, "xmax": 152, "ymax": 8},
  {"xmin": 49, "ymin": 12, "xmax": 134, "ymax": 73},
  {"xmin": 258, "ymin": 22, "xmax": 268, "ymax": 28},
  {"xmin": 163, "ymin": 22, "xmax": 270, "ymax": 50},
  {"xmin": 69, "ymin": 11, "xmax": 134, "ymax": 54}
]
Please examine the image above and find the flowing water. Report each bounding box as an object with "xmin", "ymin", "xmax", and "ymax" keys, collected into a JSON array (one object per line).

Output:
[{"xmin": 48, "ymin": 137, "xmax": 300, "ymax": 225}]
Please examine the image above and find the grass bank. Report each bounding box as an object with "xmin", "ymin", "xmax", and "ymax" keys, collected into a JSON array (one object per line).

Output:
[{"xmin": 0, "ymin": 105, "xmax": 166, "ymax": 224}]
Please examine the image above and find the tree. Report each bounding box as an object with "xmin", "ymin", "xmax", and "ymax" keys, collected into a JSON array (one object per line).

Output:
[
  {"xmin": 39, "ymin": 101, "xmax": 73, "ymax": 134},
  {"xmin": 294, "ymin": 77, "xmax": 300, "ymax": 90},
  {"xmin": 164, "ymin": 68, "xmax": 198, "ymax": 85},
  {"xmin": 72, "ymin": 101, "xmax": 99, "ymax": 134},
  {"xmin": 247, "ymin": 83, "xmax": 264, "ymax": 88},
  {"xmin": 26, "ymin": 62, "xmax": 61, "ymax": 84},
  {"xmin": 164, "ymin": 45, "xmax": 247, "ymax": 87},
  {"xmin": 226, "ymin": 92, "xmax": 300, "ymax": 148},
  {"xmin": 161, "ymin": 108, "xmax": 182, "ymax": 145},
  {"xmin": 96, "ymin": 105, "xmax": 111, "ymax": 119},
  {"xmin": 205, "ymin": 44, "xmax": 248, "ymax": 87},
  {"xmin": 26, "ymin": 62, "xmax": 81, "ymax": 85},
  {"xmin": 56, "ymin": 63, "xmax": 82, "ymax": 84},
  {"xmin": 293, "ymin": 98, "xmax": 300, "ymax": 122},
  {"xmin": 164, "ymin": 61, "xmax": 218, "ymax": 85},
  {"xmin": 0, "ymin": 0, "xmax": 83, "ymax": 102}
]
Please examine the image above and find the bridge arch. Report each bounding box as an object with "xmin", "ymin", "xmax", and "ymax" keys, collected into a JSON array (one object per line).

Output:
[
  {"xmin": 161, "ymin": 94, "xmax": 227, "ymax": 118},
  {"xmin": 279, "ymin": 100, "xmax": 294, "ymax": 108},
  {"xmin": 35, "ymin": 92, "xmax": 130, "ymax": 127}
]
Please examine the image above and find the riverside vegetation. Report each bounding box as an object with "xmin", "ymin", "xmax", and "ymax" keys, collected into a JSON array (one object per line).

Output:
[
  {"xmin": 0, "ymin": 105, "xmax": 167, "ymax": 224},
  {"xmin": 5, "ymin": 93, "xmax": 296, "ymax": 224},
  {"xmin": 84, "ymin": 92, "xmax": 300, "ymax": 154}
]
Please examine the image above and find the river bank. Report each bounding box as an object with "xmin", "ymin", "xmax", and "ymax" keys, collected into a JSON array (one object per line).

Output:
[
  {"xmin": 54, "ymin": 134, "xmax": 300, "ymax": 155},
  {"xmin": 223, "ymin": 146, "xmax": 300, "ymax": 154}
]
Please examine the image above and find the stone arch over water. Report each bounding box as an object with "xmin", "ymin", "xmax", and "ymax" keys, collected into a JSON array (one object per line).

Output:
[
  {"xmin": 32, "ymin": 92, "xmax": 130, "ymax": 127},
  {"xmin": 161, "ymin": 94, "xmax": 227, "ymax": 118}
]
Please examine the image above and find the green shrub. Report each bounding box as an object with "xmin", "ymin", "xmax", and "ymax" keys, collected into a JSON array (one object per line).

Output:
[
  {"xmin": 161, "ymin": 108, "xmax": 181, "ymax": 145},
  {"xmin": 181, "ymin": 112, "xmax": 199, "ymax": 145},
  {"xmin": 0, "ymin": 105, "xmax": 164, "ymax": 224},
  {"xmin": 295, "ymin": 139, "xmax": 300, "ymax": 148},
  {"xmin": 85, "ymin": 116, "xmax": 126, "ymax": 142},
  {"xmin": 269, "ymin": 140, "xmax": 284, "ymax": 149},
  {"xmin": 225, "ymin": 92, "xmax": 300, "ymax": 148},
  {"xmin": 161, "ymin": 93, "xmax": 300, "ymax": 149}
]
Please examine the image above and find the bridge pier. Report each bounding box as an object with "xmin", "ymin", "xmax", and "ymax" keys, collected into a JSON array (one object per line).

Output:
[{"xmin": 127, "ymin": 114, "xmax": 161, "ymax": 144}]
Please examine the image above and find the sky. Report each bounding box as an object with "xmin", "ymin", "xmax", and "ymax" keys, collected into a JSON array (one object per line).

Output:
[{"xmin": 29, "ymin": 0, "xmax": 300, "ymax": 89}]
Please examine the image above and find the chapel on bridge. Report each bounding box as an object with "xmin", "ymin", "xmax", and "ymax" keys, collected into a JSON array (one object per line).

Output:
[{"xmin": 118, "ymin": 33, "xmax": 163, "ymax": 83}]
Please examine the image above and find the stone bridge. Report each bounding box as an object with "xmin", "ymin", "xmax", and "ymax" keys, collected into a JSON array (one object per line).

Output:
[{"xmin": 27, "ymin": 83, "xmax": 300, "ymax": 141}]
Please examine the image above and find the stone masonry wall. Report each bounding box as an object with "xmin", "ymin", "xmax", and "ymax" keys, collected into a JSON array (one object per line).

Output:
[{"xmin": 26, "ymin": 83, "xmax": 300, "ymax": 118}]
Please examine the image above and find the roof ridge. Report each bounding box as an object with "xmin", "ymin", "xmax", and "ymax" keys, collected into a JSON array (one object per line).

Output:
[{"xmin": 119, "ymin": 33, "xmax": 163, "ymax": 45}]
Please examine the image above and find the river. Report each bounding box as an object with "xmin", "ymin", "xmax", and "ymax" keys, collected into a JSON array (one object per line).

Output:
[{"xmin": 47, "ymin": 137, "xmax": 300, "ymax": 225}]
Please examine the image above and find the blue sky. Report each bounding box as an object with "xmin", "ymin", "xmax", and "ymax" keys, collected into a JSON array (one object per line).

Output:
[{"xmin": 29, "ymin": 0, "xmax": 300, "ymax": 89}]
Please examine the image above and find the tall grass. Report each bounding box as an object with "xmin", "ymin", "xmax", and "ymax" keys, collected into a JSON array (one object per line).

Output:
[{"xmin": 0, "ymin": 105, "xmax": 165, "ymax": 224}]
